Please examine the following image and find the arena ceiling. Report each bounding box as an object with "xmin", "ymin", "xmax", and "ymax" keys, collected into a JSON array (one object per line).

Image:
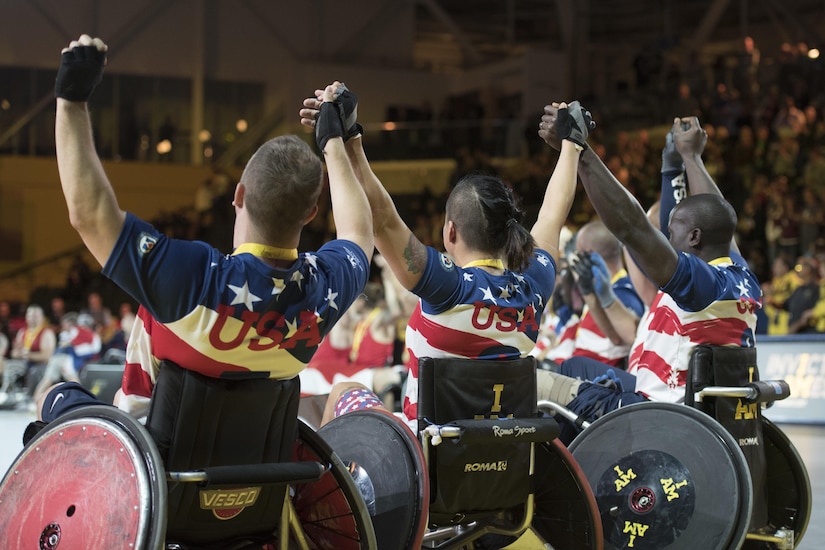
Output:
[{"xmin": 413, "ymin": 0, "xmax": 825, "ymax": 69}]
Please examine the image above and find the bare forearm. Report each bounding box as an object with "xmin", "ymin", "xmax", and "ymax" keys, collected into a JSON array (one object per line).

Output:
[
  {"xmin": 532, "ymin": 140, "xmax": 580, "ymax": 261},
  {"xmin": 578, "ymin": 149, "xmax": 647, "ymax": 245},
  {"xmin": 55, "ymin": 100, "xmax": 124, "ymax": 266},
  {"xmin": 681, "ymin": 153, "xmax": 721, "ymax": 197},
  {"xmin": 346, "ymin": 140, "xmax": 405, "ymax": 239},
  {"xmin": 602, "ymin": 300, "xmax": 641, "ymax": 344},
  {"xmin": 345, "ymin": 140, "xmax": 423, "ymax": 289},
  {"xmin": 324, "ymin": 139, "xmax": 373, "ymax": 255},
  {"xmin": 582, "ymin": 296, "xmax": 622, "ymax": 344}
]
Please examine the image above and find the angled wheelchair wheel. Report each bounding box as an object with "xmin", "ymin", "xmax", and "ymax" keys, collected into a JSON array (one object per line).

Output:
[
  {"xmin": 531, "ymin": 438, "xmax": 604, "ymax": 550},
  {"xmin": 569, "ymin": 402, "xmax": 753, "ymax": 550},
  {"xmin": 292, "ymin": 420, "xmax": 378, "ymax": 550},
  {"xmin": 473, "ymin": 438, "xmax": 604, "ymax": 550},
  {"xmin": 761, "ymin": 417, "xmax": 811, "ymax": 547},
  {"xmin": 0, "ymin": 405, "xmax": 166, "ymax": 550},
  {"xmin": 317, "ymin": 409, "xmax": 429, "ymax": 550}
]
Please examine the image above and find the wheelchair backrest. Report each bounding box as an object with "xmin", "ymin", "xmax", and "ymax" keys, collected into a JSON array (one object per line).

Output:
[
  {"xmin": 417, "ymin": 355, "xmax": 543, "ymax": 524},
  {"xmin": 145, "ymin": 361, "xmax": 301, "ymax": 545},
  {"xmin": 685, "ymin": 345, "xmax": 768, "ymax": 530}
]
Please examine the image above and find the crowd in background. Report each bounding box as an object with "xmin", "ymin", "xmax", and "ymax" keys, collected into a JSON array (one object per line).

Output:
[{"xmin": 4, "ymin": 38, "xmax": 825, "ymax": 350}]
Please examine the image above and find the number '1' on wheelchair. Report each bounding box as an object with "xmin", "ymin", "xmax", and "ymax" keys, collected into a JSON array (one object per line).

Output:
[{"xmin": 317, "ymin": 355, "xmax": 605, "ymax": 549}]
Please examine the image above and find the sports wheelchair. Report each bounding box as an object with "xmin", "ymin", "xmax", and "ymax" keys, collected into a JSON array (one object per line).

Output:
[
  {"xmin": 317, "ymin": 355, "xmax": 605, "ymax": 549},
  {"xmin": 0, "ymin": 361, "xmax": 377, "ymax": 549},
  {"xmin": 541, "ymin": 345, "xmax": 811, "ymax": 550}
]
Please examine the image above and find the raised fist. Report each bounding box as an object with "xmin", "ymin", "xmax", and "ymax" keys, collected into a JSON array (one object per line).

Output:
[
  {"xmin": 671, "ymin": 116, "xmax": 707, "ymax": 157},
  {"xmin": 55, "ymin": 34, "xmax": 107, "ymax": 102},
  {"xmin": 555, "ymin": 101, "xmax": 596, "ymax": 149}
]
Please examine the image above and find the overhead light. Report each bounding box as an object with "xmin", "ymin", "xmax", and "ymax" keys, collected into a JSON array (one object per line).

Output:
[
  {"xmin": 236, "ymin": 119, "xmax": 248, "ymax": 133},
  {"xmin": 809, "ymin": 48, "xmax": 820, "ymax": 59},
  {"xmin": 156, "ymin": 139, "xmax": 172, "ymax": 154},
  {"xmin": 198, "ymin": 129, "xmax": 212, "ymax": 142}
]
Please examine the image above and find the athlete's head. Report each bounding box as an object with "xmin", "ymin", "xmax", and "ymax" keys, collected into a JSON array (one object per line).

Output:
[
  {"xmin": 444, "ymin": 174, "xmax": 535, "ymax": 270},
  {"xmin": 667, "ymin": 193, "xmax": 737, "ymax": 259},
  {"xmin": 575, "ymin": 220, "xmax": 622, "ymax": 268},
  {"xmin": 238, "ymin": 135, "xmax": 323, "ymax": 243}
]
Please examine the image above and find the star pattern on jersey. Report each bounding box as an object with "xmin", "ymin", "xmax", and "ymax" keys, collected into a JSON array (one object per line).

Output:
[
  {"xmin": 271, "ymin": 277, "xmax": 286, "ymax": 296},
  {"xmin": 534, "ymin": 293, "xmax": 544, "ymax": 308},
  {"xmin": 480, "ymin": 286, "xmax": 498, "ymax": 305},
  {"xmin": 291, "ymin": 270, "xmax": 305, "ymax": 290},
  {"xmin": 284, "ymin": 317, "xmax": 299, "ymax": 340},
  {"xmin": 463, "ymin": 272, "xmax": 474, "ymax": 281},
  {"xmin": 536, "ymin": 254, "xmax": 550, "ymax": 266},
  {"xmin": 304, "ymin": 253, "xmax": 319, "ymax": 280},
  {"xmin": 326, "ymin": 288, "xmax": 340, "ymax": 310},
  {"xmin": 228, "ymin": 281, "xmax": 262, "ymax": 311},
  {"xmin": 512, "ymin": 274, "xmax": 525, "ymax": 294},
  {"xmin": 735, "ymin": 279, "xmax": 751, "ymax": 297},
  {"xmin": 498, "ymin": 285, "xmax": 513, "ymax": 301}
]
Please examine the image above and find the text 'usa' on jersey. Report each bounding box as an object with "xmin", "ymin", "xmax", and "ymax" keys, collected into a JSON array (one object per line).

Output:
[{"xmin": 103, "ymin": 213, "xmax": 369, "ymax": 377}]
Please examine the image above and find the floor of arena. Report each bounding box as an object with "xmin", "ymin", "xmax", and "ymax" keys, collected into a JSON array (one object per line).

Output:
[{"xmin": 1, "ymin": 408, "xmax": 821, "ymax": 549}]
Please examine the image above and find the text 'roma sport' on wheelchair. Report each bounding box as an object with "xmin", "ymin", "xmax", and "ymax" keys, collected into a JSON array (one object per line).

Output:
[
  {"xmin": 317, "ymin": 355, "xmax": 605, "ymax": 550},
  {"xmin": 0, "ymin": 346, "xmax": 812, "ymax": 550},
  {"xmin": 0, "ymin": 356, "xmax": 606, "ymax": 550},
  {"xmin": 540, "ymin": 344, "xmax": 812, "ymax": 550}
]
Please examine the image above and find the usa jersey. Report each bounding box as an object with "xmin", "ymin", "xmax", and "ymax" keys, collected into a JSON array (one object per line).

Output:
[
  {"xmin": 629, "ymin": 253, "xmax": 760, "ymax": 403},
  {"xmin": 570, "ymin": 270, "xmax": 645, "ymax": 366},
  {"xmin": 103, "ymin": 213, "xmax": 369, "ymax": 418},
  {"xmin": 402, "ymin": 247, "xmax": 556, "ymax": 426}
]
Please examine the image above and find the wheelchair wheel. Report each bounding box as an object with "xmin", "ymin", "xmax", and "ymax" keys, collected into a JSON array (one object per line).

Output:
[
  {"xmin": 761, "ymin": 418, "xmax": 811, "ymax": 547},
  {"xmin": 531, "ymin": 439, "xmax": 604, "ymax": 550},
  {"xmin": 473, "ymin": 438, "xmax": 604, "ymax": 550},
  {"xmin": 292, "ymin": 420, "xmax": 378, "ymax": 549},
  {"xmin": 317, "ymin": 409, "xmax": 429, "ymax": 550},
  {"xmin": 569, "ymin": 402, "xmax": 753, "ymax": 550},
  {"xmin": 0, "ymin": 405, "xmax": 166, "ymax": 550}
]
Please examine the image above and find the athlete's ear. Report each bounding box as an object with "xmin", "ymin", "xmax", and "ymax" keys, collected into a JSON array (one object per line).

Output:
[
  {"xmin": 232, "ymin": 182, "xmax": 244, "ymax": 208},
  {"xmin": 445, "ymin": 219, "xmax": 458, "ymax": 245},
  {"xmin": 303, "ymin": 204, "xmax": 319, "ymax": 226}
]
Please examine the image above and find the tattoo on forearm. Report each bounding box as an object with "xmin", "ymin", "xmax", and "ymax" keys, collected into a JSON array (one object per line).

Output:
[{"xmin": 403, "ymin": 237, "xmax": 426, "ymax": 274}]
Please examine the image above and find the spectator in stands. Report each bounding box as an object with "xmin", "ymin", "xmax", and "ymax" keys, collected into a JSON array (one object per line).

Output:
[
  {"xmin": 784, "ymin": 257, "xmax": 822, "ymax": 334},
  {"xmin": 32, "ymin": 312, "xmax": 101, "ymax": 405},
  {"xmin": 0, "ymin": 304, "xmax": 56, "ymax": 407}
]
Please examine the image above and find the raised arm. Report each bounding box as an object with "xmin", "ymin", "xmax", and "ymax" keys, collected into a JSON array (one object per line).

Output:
[
  {"xmin": 345, "ymin": 137, "xmax": 424, "ymax": 290},
  {"xmin": 301, "ymin": 90, "xmax": 423, "ymax": 290},
  {"xmin": 532, "ymin": 102, "xmax": 591, "ymax": 263},
  {"xmin": 576, "ymin": 146, "xmax": 678, "ymax": 288},
  {"xmin": 314, "ymin": 82, "xmax": 374, "ymax": 260},
  {"xmin": 55, "ymin": 35, "xmax": 125, "ymax": 267},
  {"xmin": 672, "ymin": 116, "xmax": 741, "ymax": 255}
]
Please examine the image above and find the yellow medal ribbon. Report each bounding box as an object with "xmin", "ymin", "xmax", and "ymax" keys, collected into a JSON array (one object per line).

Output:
[
  {"xmin": 232, "ymin": 243, "xmax": 299, "ymax": 261},
  {"xmin": 464, "ymin": 258, "xmax": 505, "ymax": 270}
]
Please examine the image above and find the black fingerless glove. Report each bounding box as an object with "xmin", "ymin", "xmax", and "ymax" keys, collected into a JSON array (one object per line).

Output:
[
  {"xmin": 55, "ymin": 45, "xmax": 106, "ymax": 102},
  {"xmin": 571, "ymin": 253, "xmax": 595, "ymax": 295},
  {"xmin": 336, "ymin": 85, "xmax": 362, "ymax": 139},
  {"xmin": 315, "ymin": 102, "xmax": 345, "ymax": 152},
  {"xmin": 556, "ymin": 100, "xmax": 595, "ymax": 148}
]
